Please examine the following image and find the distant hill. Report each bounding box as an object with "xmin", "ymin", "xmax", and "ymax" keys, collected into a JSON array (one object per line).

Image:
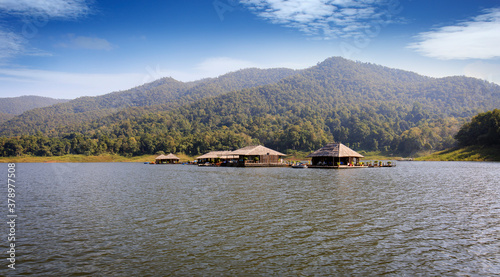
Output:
[
  {"xmin": 0, "ymin": 95, "xmax": 69, "ymax": 124},
  {"xmin": 0, "ymin": 68, "xmax": 297, "ymax": 136},
  {"xmin": 0, "ymin": 95, "xmax": 69, "ymax": 115},
  {"xmin": 1, "ymin": 57, "xmax": 499, "ymax": 157}
]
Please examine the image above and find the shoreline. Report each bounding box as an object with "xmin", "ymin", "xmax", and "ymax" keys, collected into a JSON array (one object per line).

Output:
[
  {"xmin": 1, "ymin": 147, "xmax": 497, "ymax": 163},
  {"xmin": 415, "ymin": 146, "xmax": 500, "ymax": 162},
  {"xmin": 0, "ymin": 154, "xmax": 193, "ymax": 164},
  {"xmin": 1, "ymin": 153, "xmax": 400, "ymax": 164}
]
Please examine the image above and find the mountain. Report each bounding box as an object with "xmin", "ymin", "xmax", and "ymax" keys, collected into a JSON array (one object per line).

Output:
[
  {"xmin": 0, "ymin": 68, "xmax": 298, "ymax": 136},
  {"xmin": 0, "ymin": 112, "xmax": 15, "ymax": 123},
  {"xmin": 0, "ymin": 95, "xmax": 69, "ymax": 124},
  {"xmin": 0, "ymin": 95, "xmax": 69, "ymax": 115},
  {"xmin": 1, "ymin": 57, "xmax": 499, "ymax": 157},
  {"xmin": 89, "ymin": 57, "xmax": 497, "ymax": 155}
]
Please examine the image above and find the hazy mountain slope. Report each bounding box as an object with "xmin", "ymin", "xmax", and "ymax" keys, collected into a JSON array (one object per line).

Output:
[
  {"xmin": 0, "ymin": 95, "xmax": 70, "ymax": 124},
  {"xmin": 0, "ymin": 68, "xmax": 298, "ymax": 136},
  {"xmin": 0, "ymin": 95, "xmax": 69, "ymax": 115}
]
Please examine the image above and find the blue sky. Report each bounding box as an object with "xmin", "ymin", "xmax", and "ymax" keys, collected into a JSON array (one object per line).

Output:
[{"xmin": 1, "ymin": 0, "xmax": 499, "ymax": 99}]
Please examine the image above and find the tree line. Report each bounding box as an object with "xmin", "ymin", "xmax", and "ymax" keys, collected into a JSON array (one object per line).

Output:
[
  {"xmin": 455, "ymin": 109, "xmax": 500, "ymax": 148},
  {"xmin": 0, "ymin": 104, "xmax": 469, "ymax": 158}
]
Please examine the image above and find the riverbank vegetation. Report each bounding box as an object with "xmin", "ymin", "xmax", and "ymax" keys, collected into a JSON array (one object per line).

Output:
[
  {"xmin": 0, "ymin": 153, "xmax": 195, "ymax": 163},
  {"xmin": 416, "ymin": 146, "xmax": 500, "ymax": 161},
  {"xmin": 417, "ymin": 109, "xmax": 500, "ymax": 161}
]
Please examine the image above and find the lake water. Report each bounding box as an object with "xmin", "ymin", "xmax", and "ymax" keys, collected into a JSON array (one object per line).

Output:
[{"xmin": 1, "ymin": 161, "xmax": 499, "ymax": 276}]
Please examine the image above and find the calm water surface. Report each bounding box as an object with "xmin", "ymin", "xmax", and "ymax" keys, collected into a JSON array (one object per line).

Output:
[{"xmin": 1, "ymin": 161, "xmax": 499, "ymax": 276}]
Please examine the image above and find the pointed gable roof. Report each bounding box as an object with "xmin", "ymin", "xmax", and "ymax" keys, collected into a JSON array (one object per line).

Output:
[
  {"xmin": 306, "ymin": 143, "xmax": 364, "ymax": 158},
  {"xmin": 196, "ymin": 151, "xmax": 238, "ymax": 160},
  {"xmin": 155, "ymin": 154, "xmax": 168, "ymax": 160},
  {"xmin": 156, "ymin": 153, "xmax": 180, "ymax": 160},
  {"xmin": 164, "ymin": 153, "xmax": 180, "ymax": 160},
  {"xmin": 231, "ymin": 145, "xmax": 286, "ymax": 156}
]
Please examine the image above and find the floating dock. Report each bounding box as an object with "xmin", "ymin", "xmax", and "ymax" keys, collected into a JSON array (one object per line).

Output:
[{"xmin": 308, "ymin": 164, "xmax": 395, "ymax": 169}]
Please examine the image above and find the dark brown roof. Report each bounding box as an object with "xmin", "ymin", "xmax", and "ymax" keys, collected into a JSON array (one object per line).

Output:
[{"xmin": 306, "ymin": 143, "xmax": 364, "ymax": 158}]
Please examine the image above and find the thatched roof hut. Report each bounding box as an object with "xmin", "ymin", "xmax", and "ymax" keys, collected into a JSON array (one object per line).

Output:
[
  {"xmin": 307, "ymin": 143, "xmax": 363, "ymax": 166},
  {"xmin": 155, "ymin": 153, "xmax": 180, "ymax": 164},
  {"xmin": 231, "ymin": 145, "xmax": 286, "ymax": 156},
  {"xmin": 232, "ymin": 145, "xmax": 286, "ymax": 166},
  {"xmin": 196, "ymin": 151, "xmax": 238, "ymax": 163}
]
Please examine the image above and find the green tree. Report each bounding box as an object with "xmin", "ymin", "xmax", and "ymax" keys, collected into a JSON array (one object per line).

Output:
[{"xmin": 455, "ymin": 109, "xmax": 500, "ymax": 147}]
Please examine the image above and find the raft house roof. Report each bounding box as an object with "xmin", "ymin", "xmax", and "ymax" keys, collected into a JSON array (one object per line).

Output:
[
  {"xmin": 196, "ymin": 151, "xmax": 238, "ymax": 160},
  {"xmin": 231, "ymin": 145, "xmax": 286, "ymax": 157},
  {"xmin": 155, "ymin": 153, "xmax": 180, "ymax": 160},
  {"xmin": 306, "ymin": 143, "xmax": 364, "ymax": 158}
]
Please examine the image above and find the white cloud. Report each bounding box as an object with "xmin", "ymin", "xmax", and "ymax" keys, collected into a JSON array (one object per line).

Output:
[
  {"xmin": 0, "ymin": 68, "xmax": 145, "ymax": 99},
  {"xmin": 0, "ymin": 0, "xmax": 90, "ymax": 18},
  {"xmin": 0, "ymin": 0, "xmax": 92, "ymax": 60},
  {"xmin": 57, "ymin": 35, "xmax": 114, "ymax": 50},
  {"xmin": 408, "ymin": 8, "xmax": 500, "ymax": 60},
  {"xmin": 463, "ymin": 61, "xmax": 500, "ymax": 85},
  {"xmin": 0, "ymin": 30, "xmax": 26, "ymax": 60},
  {"xmin": 239, "ymin": 0, "xmax": 401, "ymax": 38}
]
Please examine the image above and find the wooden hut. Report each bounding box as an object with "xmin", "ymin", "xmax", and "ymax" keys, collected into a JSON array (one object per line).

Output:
[
  {"xmin": 196, "ymin": 151, "xmax": 238, "ymax": 165},
  {"xmin": 231, "ymin": 145, "xmax": 287, "ymax": 167},
  {"xmin": 155, "ymin": 153, "xmax": 180, "ymax": 164},
  {"xmin": 307, "ymin": 143, "xmax": 364, "ymax": 168}
]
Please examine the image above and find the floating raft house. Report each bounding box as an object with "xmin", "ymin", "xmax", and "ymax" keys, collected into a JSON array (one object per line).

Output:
[
  {"xmin": 231, "ymin": 145, "xmax": 287, "ymax": 167},
  {"xmin": 155, "ymin": 153, "xmax": 180, "ymax": 164},
  {"xmin": 307, "ymin": 143, "xmax": 364, "ymax": 168},
  {"xmin": 197, "ymin": 145, "xmax": 287, "ymax": 167},
  {"xmin": 196, "ymin": 151, "xmax": 238, "ymax": 165}
]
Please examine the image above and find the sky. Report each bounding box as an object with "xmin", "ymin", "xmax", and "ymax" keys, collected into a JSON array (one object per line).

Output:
[{"xmin": 0, "ymin": 0, "xmax": 499, "ymax": 99}]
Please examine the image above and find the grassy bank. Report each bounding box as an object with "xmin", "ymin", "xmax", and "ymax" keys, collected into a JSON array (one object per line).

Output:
[
  {"xmin": 358, "ymin": 150, "xmax": 402, "ymax": 161},
  {"xmin": 416, "ymin": 146, "xmax": 500, "ymax": 161},
  {"xmin": 0, "ymin": 153, "xmax": 195, "ymax": 163}
]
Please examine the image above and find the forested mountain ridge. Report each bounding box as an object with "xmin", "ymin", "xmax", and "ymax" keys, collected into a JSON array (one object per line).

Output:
[
  {"xmin": 0, "ymin": 112, "xmax": 15, "ymax": 124},
  {"xmin": 300, "ymin": 58, "xmax": 498, "ymax": 116},
  {"xmin": 84, "ymin": 57, "xmax": 498, "ymax": 153},
  {"xmin": 0, "ymin": 67, "xmax": 298, "ymax": 136},
  {"xmin": 0, "ymin": 95, "xmax": 70, "ymax": 125},
  {"xmin": 1, "ymin": 57, "xmax": 499, "ymax": 157},
  {"xmin": 84, "ymin": 57, "xmax": 497, "ymax": 155},
  {"xmin": 0, "ymin": 95, "xmax": 69, "ymax": 116}
]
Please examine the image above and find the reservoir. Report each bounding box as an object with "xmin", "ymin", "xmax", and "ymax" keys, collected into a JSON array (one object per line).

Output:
[{"xmin": 1, "ymin": 161, "xmax": 499, "ymax": 275}]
